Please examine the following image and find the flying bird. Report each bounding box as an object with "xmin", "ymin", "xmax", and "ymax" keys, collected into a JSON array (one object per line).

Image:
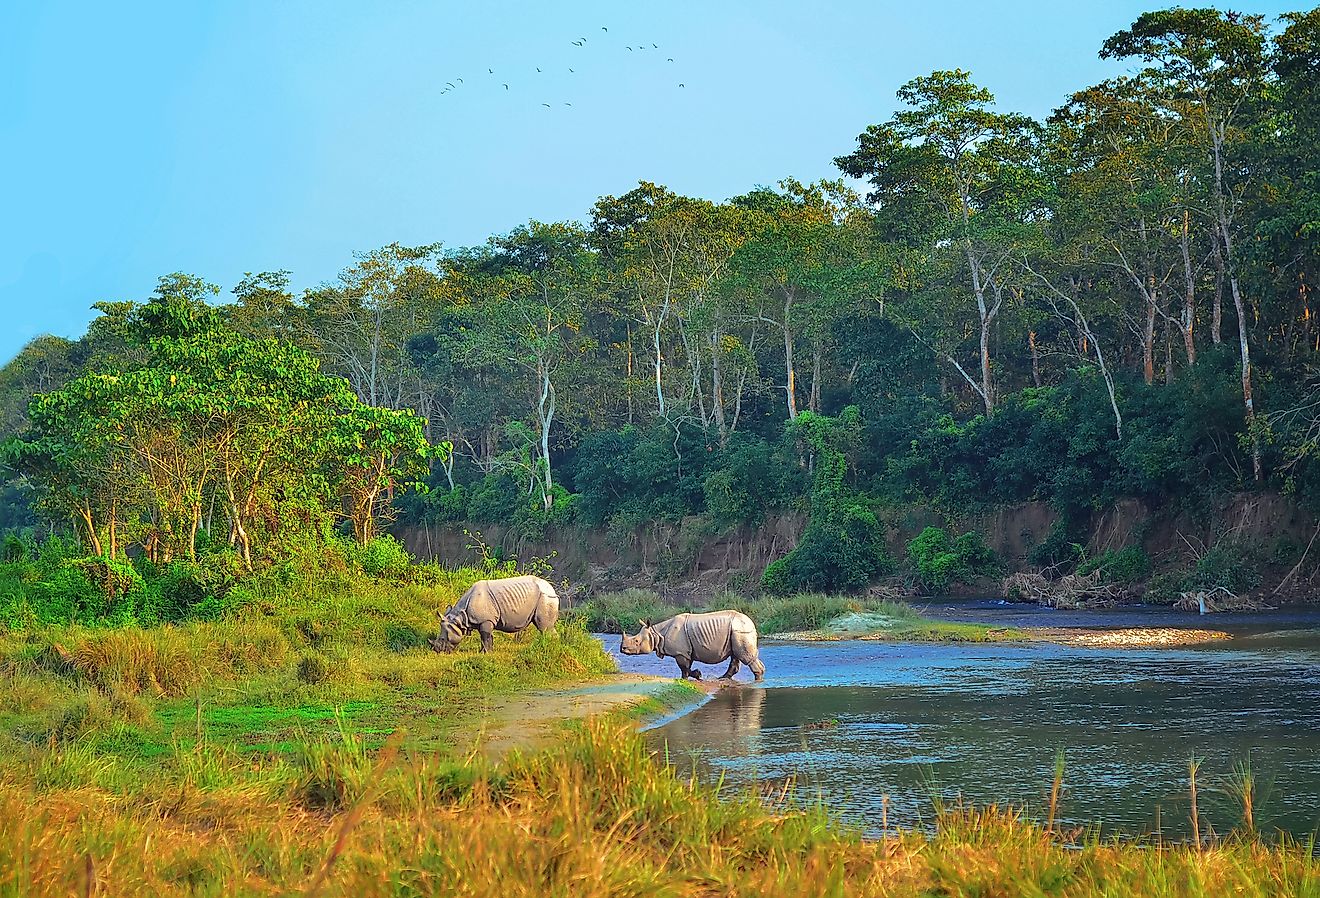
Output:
[
  {"xmin": 601, "ymin": 26, "xmax": 608, "ymax": 31},
  {"xmin": 667, "ymin": 58, "xmax": 674, "ymax": 62},
  {"xmin": 457, "ymin": 78, "xmax": 463, "ymax": 83},
  {"xmin": 653, "ymin": 43, "xmax": 658, "ymax": 48},
  {"xmin": 541, "ymin": 103, "xmax": 551, "ymax": 107},
  {"xmin": 564, "ymin": 102, "xmax": 572, "ymax": 106},
  {"xmin": 626, "ymin": 46, "xmax": 633, "ymax": 50},
  {"xmin": 536, "ymin": 67, "xmax": 542, "ymax": 72},
  {"xmin": 503, "ymin": 83, "xmax": 509, "ymax": 89},
  {"xmin": 488, "ymin": 68, "xmax": 493, "ymax": 73},
  {"xmin": 446, "ymin": 82, "xmax": 455, "ymax": 88},
  {"xmin": 569, "ymin": 68, "xmax": 574, "ymax": 73},
  {"xmin": 679, "ymin": 83, "xmax": 685, "ymax": 88}
]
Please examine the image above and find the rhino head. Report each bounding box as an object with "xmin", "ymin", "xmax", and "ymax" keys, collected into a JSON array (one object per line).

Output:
[
  {"xmin": 430, "ymin": 609, "xmax": 465, "ymax": 653},
  {"xmin": 619, "ymin": 620, "xmax": 657, "ymax": 655}
]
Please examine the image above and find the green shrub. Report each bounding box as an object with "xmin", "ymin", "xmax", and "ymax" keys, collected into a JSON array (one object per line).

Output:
[
  {"xmin": 905, "ymin": 527, "xmax": 998, "ymax": 593},
  {"xmin": 344, "ymin": 536, "xmax": 413, "ymax": 578},
  {"xmin": 2, "ymin": 531, "xmax": 31, "ymax": 563},
  {"xmin": 1191, "ymin": 543, "xmax": 1261, "ymax": 594},
  {"xmin": 761, "ymin": 409, "xmax": 894, "ymax": 594},
  {"xmin": 1078, "ymin": 546, "xmax": 1152, "ymax": 584},
  {"xmin": 1027, "ymin": 520, "xmax": 1087, "ymax": 569}
]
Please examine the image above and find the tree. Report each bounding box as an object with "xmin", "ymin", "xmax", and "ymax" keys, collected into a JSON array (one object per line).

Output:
[
  {"xmin": 838, "ymin": 70, "xmax": 1045, "ymax": 415},
  {"xmin": 1103, "ymin": 8, "xmax": 1271, "ymax": 480}
]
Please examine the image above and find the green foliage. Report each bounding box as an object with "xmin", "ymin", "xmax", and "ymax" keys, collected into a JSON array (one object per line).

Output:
[
  {"xmin": 343, "ymin": 536, "xmax": 413, "ymax": 578},
  {"xmin": 1191, "ymin": 544, "xmax": 1263, "ymax": 594},
  {"xmin": 904, "ymin": 527, "xmax": 999, "ymax": 593},
  {"xmin": 1077, "ymin": 546, "xmax": 1152, "ymax": 584},
  {"xmin": 762, "ymin": 409, "xmax": 895, "ymax": 594},
  {"xmin": 1, "ymin": 327, "xmax": 437, "ymax": 567},
  {"xmin": 1144, "ymin": 542, "xmax": 1263, "ymax": 603}
]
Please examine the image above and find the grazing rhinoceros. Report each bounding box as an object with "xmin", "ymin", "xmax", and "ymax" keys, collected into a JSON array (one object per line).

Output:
[
  {"xmin": 620, "ymin": 610, "xmax": 765, "ymax": 681},
  {"xmin": 430, "ymin": 575, "xmax": 560, "ymax": 653}
]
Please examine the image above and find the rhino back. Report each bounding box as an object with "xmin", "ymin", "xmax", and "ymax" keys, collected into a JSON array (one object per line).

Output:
[
  {"xmin": 681, "ymin": 612, "xmax": 737, "ymax": 664},
  {"xmin": 485, "ymin": 576, "xmax": 543, "ymax": 631}
]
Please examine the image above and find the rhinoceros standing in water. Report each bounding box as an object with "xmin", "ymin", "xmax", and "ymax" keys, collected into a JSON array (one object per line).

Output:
[
  {"xmin": 431, "ymin": 575, "xmax": 560, "ymax": 653},
  {"xmin": 620, "ymin": 610, "xmax": 765, "ymax": 681}
]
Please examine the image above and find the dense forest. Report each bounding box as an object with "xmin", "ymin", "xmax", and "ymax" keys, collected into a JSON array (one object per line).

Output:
[{"xmin": 4, "ymin": 8, "xmax": 1320, "ymax": 599}]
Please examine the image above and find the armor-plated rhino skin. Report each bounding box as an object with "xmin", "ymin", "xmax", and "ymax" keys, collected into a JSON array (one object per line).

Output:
[
  {"xmin": 431, "ymin": 575, "xmax": 560, "ymax": 653},
  {"xmin": 620, "ymin": 610, "xmax": 765, "ymax": 681}
]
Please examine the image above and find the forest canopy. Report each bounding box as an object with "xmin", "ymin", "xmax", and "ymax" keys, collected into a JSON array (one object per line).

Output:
[{"xmin": 3, "ymin": 8, "xmax": 1320, "ymax": 594}]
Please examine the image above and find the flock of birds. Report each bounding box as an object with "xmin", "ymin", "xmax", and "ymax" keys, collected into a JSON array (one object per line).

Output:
[{"xmin": 438, "ymin": 25, "xmax": 685, "ymax": 107}]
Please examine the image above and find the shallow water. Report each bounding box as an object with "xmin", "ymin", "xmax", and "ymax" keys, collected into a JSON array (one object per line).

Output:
[{"xmin": 601, "ymin": 601, "xmax": 1320, "ymax": 840}]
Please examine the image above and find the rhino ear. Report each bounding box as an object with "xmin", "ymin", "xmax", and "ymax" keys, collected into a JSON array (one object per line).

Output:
[{"xmin": 640, "ymin": 618, "xmax": 650, "ymax": 628}]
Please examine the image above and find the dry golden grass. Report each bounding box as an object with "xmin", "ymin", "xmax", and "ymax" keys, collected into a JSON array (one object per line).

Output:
[{"xmin": 1, "ymin": 720, "xmax": 1315, "ymax": 898}]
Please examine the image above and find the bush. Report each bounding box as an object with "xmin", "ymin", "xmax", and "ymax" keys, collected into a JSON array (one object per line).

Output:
[
  {"xmin": 761, "ymin": 409, "xmax": 895, "ymax": 594},
  {"xmin": 344, "ymin": 536, "xmax": 413, "ymax": 578},
  {"xmin": 905, "ymin": 527, "xmax": 998, "ymax": 593},
  {"xmin": 1191, "ymin": 543, "xmax": 1261, "ymax": 594},
  {"xmin": 1078, "ymin": 546, "xmax": 1152, "ymax": 584},
  {"xmin": 145, "ymin": 554, "xmax": 244, "ymax": 623}
]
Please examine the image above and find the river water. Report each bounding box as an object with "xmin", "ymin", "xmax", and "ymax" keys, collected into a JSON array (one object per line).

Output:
[{"xmin": 600, "ymin": 600, "xmax": 1320, "ymax": 840}]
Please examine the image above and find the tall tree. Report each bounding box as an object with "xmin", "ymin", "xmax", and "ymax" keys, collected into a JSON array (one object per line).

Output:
[
  {"xmin": 1103, "ymin": 9, "xmax": 1271, "ymax": 480},
  {"xmin": 838, "ymin": 70, "xmax": 1044, "ymax": 416}
]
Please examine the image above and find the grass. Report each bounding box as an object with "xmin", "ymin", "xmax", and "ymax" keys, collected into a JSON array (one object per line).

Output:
[
  {"xmin": 1, "ymin": 557, "xmax": 1311, "ymax": 895},
  {"xmin": 0, "ymin": 719, "xmax": 1314, "ymax": 897},
  {"xmin": 0, "ymin": 560, "xmax": 616, "ymax": 768},
  {"xmin": 575, "ymin": 589, "xmax": 1023, "ymax": 642}
]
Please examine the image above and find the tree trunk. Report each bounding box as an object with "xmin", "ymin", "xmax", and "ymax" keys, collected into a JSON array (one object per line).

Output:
[
  {"xmin": 809, "ymin": 335, "xmax": 822, "ymax": 413},
  {"xmin": 1143, "ymin": 296, "xmax": 1157, "ymax": 385},
  {"xmin": 978, "ymin": 312, "xmax": 994, "ymax": 416},
  {"xmin": 1029, "ymin": 331, "xmax": 1041, "ymax": 388},
  {"xmin": 1179, "ymin": 209, "xmax": 1197, "ymax": 366},
  {"xmin": 537, "ymin": 363, "xmax": 556, "ymax": 511},
  {"xmin": 710, "ymin": 330, "xmax": 727, "ymax": 445},
  {"xmin": 1211, "ymin": 238, "xmax": 1225, "ymax": 345},
  {"xmin": 782, "ymin": 288, "xmax": 798, "ymax": 420},
  {"xmin": 1210, "ymin": 118, "xmax": 1261, "ymax": 481}
]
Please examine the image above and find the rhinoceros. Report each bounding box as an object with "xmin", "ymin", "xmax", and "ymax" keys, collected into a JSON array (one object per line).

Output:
[
  {"xmin": 430, "ymin": 575, "xmax": 560, "ymax": 653},
  {"xmin": 620, "ymin": 610, "xmax": 765, "ymax": 681}
]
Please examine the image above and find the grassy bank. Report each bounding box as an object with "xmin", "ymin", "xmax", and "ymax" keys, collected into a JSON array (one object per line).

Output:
[
  {"xmin": 0, "ymin": 555, "xmax": 616, "ymax": 766},
  {"xmin": 575, "ymin": 588, "xmax": 1023, "ymax": 642},
  {"xmin": 2, "ymin": 718, "xmax": 1314, "ymax": 897}
]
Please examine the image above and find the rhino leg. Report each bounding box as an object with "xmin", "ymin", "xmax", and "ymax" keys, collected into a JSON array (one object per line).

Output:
[
  {"xmin": 748, "ymin": 656, "xmax": 765, "ymax": 681},
  {"xmin": 675, "ymin": 656, "xmax": 701, "ymax": 680},
  {"xmin": 719, "ymin": 657, "xmax": 741, "ymax": 680},
  {"xmin": 477, "ymin": 620, "xmax": 495, "ymax": 653}
]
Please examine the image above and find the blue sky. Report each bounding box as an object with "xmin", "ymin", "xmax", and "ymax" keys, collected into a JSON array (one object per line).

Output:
[{"xmin": 0, "ymin": 1, "xmax": 1298, "ymax": 363}]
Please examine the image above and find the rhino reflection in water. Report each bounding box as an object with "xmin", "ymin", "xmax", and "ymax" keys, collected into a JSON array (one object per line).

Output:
[
  {"xmin": 430, "ymin": 575, "xmax": 560, "ymax": 653},
  {"xmin": 620, "ymin": 610, "xmax": 766, "ymax": 681}
]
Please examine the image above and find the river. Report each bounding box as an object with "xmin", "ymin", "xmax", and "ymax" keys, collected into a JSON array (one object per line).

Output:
[{"xmin": 600, "ymin": 600, "xmax": 1320, "ymax": 841}]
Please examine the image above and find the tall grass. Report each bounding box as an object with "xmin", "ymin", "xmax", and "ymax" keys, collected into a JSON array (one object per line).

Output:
[
  {"xmin": 0, "ymin": 721, "xmax": 1315, "ymax": 897},
  {"xmin": 0, "ymin": 561, "xmax": 615, "ymax": 764}
]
